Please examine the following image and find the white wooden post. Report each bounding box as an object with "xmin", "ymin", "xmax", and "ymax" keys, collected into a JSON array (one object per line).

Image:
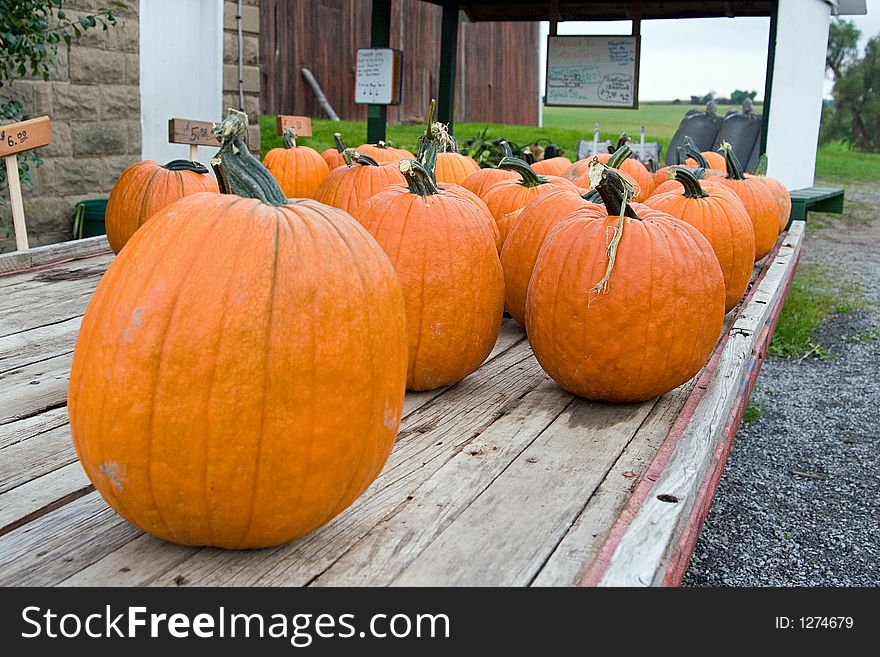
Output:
[{"xmin": 4, "ymin": 155, "xmax": 28, "ymax": 250}]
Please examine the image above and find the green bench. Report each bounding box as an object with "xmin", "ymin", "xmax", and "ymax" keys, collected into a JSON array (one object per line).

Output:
[{"xmin": 788, "ymin": 187, "xmax": 845, "ymax": 225}]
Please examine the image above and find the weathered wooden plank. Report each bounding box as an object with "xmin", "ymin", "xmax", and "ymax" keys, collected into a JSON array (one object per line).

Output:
[
  {"xmin": 392, "ymin": 395, "xmax": 660, "ymax": 587},
  {"xmin": 0, "ymin": 236, "xmax": 110, "ymax": 276},
  {"xmin": 0, "ymin": 462, "xmax": 92, "ymax": 536},
  {"xmin": 531, "ymin": 378, "xmax": 697, "ymax": 586},
  {"xmin": 0, "ymin": 252, "xmax": 112, "ymax": 292},
  {"xmin": 0, "ymin": 492, "xmax": 140, "ymax": 586},
  {"xmin": 0, "ymin": 405, "xmax": 67, "ymax": 449},
  {"xmin": 0, "ymin": 286, "xmax": 96, "ymax": 339},
  {"xmin": 144, "ymin": 340, "xmax": 547, "ymax": 587},
  {"xmin": 0, "ymin": 316, "xmax": 80, "ymax": 375},
  {"xmin": 0, "ymin": 421, "xmax": 76, "ymax": 494},
  {"xmin": 0, "ymin": 351, "xmax": 71, "ymax": 425},
  {"xmin": 312, "ymin": 379, "xmax": 572, "ymax": 586},
  {"xmin": 596, "ymin": 222, "xmax": 804, "ymax": 586}
]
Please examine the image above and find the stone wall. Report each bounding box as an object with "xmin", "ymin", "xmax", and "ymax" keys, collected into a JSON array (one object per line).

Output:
[
  {"xmin": 0, "ymin": 2, "xmax": 141, "ymax": 252},
  {"xmin": 223, "ymin": 0, "xmax": 261, "ymax": 153}
]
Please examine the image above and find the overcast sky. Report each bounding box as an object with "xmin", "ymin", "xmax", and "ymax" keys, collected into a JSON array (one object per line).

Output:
[{"xmin": 538, "ymin": 1, "xmax": 880, "ymax": 101}]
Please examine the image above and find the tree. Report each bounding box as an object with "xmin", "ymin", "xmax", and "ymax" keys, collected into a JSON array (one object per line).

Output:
[
  {"xmin": 0, "ymin": 1, "xmax": 124, "ymax": 190},
  {"xmin": 826, "ymin": 18, "xmax": 861, "ymax": 79},
  {"xmin": 828, "ymin": 35, "xmax": 880, "ymax": 152},
  {"xmin": 730, "ymin": 89, "xmax": 758, "ymax": 105}
]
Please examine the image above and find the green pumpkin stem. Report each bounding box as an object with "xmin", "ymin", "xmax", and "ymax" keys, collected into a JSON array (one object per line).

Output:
[
  {"xmin": 588, "ymin": 161, "xmax": 638, "ymax": 295},
  {"xmin": 720, "ymin": 141, "xmax": 746, "ymax": 181},
  {"xmin": 282, "ymin": 128, "xmax": 297, "ymax": 149},
  {"xmin": 211, "ymin": 108, "xmax": 287, "ymax": 206},
  {"xmin": 333, "ymin": 132, "xmax": 347, "ymax": 153},
  {"xmin": 400, "ymin": 159, "xmax": 440, "ymax": 197},
  {"xmin": 755, "ymin": 153, "xmax": 769, "ymax": 176},
  {"xmin": 669, "ymin": 166, "xmax": 710, "ymax": 199},
  {"xmin": 500, "ymin": 140, "xmax": 513, "ymax": 159},
  {"xmin": 342, "ymin": 148, "xmax": 380, "ymax": 167},
  {"xmin": 684, "ymin": 140, "xmax": 710, "ymax": 169},
  {"xmin": 606, "ymin": 143, "xmax": 633, "ymax": 169},
  {"xmin": 498, "ymin": 156, "xmax": 547, "ymax": 188},
  {"xmin": 163, "ymin": 159, "xmax": 209, "ymax": 174},
  {"xmin": 674, "ymin": 146, "xmax": 686, "ymax": 166}
]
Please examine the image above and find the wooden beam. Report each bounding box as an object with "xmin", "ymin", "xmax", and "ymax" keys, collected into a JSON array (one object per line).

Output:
[
  {"xmin": 367, "ymin": 0, "xmax": 391, "ymax": 144},
  {"xmin": 760, "ymin": 0, "xmax": 779, "ymax": 154},
  {"xmin": 437, "ymin": 2, "xmax": 460, "ymax": 131}
]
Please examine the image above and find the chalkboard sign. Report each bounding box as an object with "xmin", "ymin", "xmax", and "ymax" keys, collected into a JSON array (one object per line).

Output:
[
  {"xmin": 545, "ymin": 36, "xmax": 640, "ymax": 109},
  {"xmin": 355, "ymin": 48, "xmax": 403, "ymax": 105}
]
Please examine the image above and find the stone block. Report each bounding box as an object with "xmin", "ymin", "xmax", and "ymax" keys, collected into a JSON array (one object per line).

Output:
[
  {"xmin": 224, "ymin": 64, "xmax": 260, "ymax": 94},
  {"xmin": 22, "ymin": 195, "xmax": 73, "ymax": 238},
  {"xmin": 69, "ymin": 46, "xmax": 126, "ymax": 85},
  {"xmin": 32, "ymin": 84, "xmax": 54, "ymax": 116},
  {"xmin": 124, "ymin": 53, "xmax": 140, "ymax": 85},
  {"xmin": 0, "ymin": 81, "xmax": 35, "ymax": 116},
  {"xmin": 52, "ymin": 83, "xmax": 100, "ymax": 119},
  {"xmin": 72, "ymin": 120, "xmax": 128, "ymax": 156},
  {"xmin": 224, "ymin": 2, "xmax": 259, "ymax": 34},
  {"xmin": 223, "ymin": 32, "xmax": 259, "ymax": 66},
  {"xmin": 52, "ymin": 157, "xmax": 103, "ymax": 195},
  {"xmin": 125, "ymin": 119, "xmax": 142, "ymax": 155},
  {"xmin": 103, "ymin": 154, "xmax": 140, "ymax": 188},
  {"xmin": 110, "ymin": 18, "xmax": 139, "ymax": 53},
  {"xmin": 40, "ymin": 121, "xmax": 73, "ymax": 158},
  {"xmin": 100, "ymin": 85, "xmax": 140, "ymax": 119}
]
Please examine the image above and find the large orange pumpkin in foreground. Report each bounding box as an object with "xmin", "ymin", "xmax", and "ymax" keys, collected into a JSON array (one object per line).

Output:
[
  {"xmin": 69, "ymin": 111, "xmax": 408, "ymax": 549},
  {"xmin": 644, "ymin": 167, "xmax": 756, "ymax": 312},
  {"xmin": 314, "ymin": 150, "xmax": 406, "ymax": 215},
  {"xmin": 526, "ymin": 165, "xmax": 725, "ymax": 402},
  {"xmin": 354, "ymin": 158, "xmax": 504, "ymax": 391},
  {"xmin": 105, "ymin": 159, "xmax": 219, "ymax": 254},
  {"xmin": 501, "ymin": 187, "xmax": 603, "ymax": 325},
  {"xmin": 715, "ymin": 142, "xmax": 780, "ymax": 261},
  {"xmin": 262, "ymin": 128, "xmax": 329, "ymax": 199}
]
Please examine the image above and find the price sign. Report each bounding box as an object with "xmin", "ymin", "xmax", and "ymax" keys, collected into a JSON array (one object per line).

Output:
[
  {"xmin": 275, "ymin": 115, "xmax": 313, "ymax": 137},
  {"xmin": 0, "ymin": 116, "xmax": 52, "ymax": 158},
  {"xmin": 355, "ymin": 48, "xmax": 403, "ymax": 105},
  {"xmin": 167, "ymin": 118, "xmax": 220, "ymax": 146}
]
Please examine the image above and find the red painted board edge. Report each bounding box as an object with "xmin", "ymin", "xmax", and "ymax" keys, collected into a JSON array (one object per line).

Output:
[{"xmin": 579, "ymin": 231, "xmax": 797, "ymax": 587}]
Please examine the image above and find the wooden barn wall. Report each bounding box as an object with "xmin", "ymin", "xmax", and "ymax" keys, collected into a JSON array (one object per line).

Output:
[{"xmin": 259, "ymin": 0, "xmax": 538, "ymax": 126}]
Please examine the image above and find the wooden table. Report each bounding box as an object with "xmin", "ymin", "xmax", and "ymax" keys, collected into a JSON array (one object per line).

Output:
[{"xmin": 0, "ymin": 222, "xmax": 804, "ymax": 587}]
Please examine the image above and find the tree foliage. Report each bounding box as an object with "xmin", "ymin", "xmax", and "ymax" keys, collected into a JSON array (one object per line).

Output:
[{"xmin": 826, "ymin": 18, "xmax": 861, "ymax": 79}]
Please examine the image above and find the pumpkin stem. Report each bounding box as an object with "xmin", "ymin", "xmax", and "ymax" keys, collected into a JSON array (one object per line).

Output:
[
  {"xmin": 674, "ymin": 146, "xmax": 686, "ymax": 166},
  {"xmin": 500, "ymin": 140, "xmax": 513, "ymax": 159},
  {"xmin": 498, "ymin": 156, "xmax": 548, "ymax": 188},
  {"xmin": 211, "ymin": 108, "xmax": 287, "ymax": 206},
  {"xmin": 684, "ymin": 137, "xmax": 710, "ymax": 169},
  {"xmin": 333, "ymin": 132, "xmax": 347, "ymax": 153},
  {"xmin": 400, "ymin": 159, "xmax": 441, "ymax": 197},
  {"xmin": 342, "ymin": 148, "xmax": 380, "ymax": 167},
  {"xmin": 417, "ymin": 99, "xmax": 457, "ymax": 157},
  {"xmin": 668, "ymin": 166, "xmax": 710, "ymax": 199},
  {"xmin": 282, "ymin": 128, "xmax": 297, "ymax": 149},
  {"xmin": 719, "ymin": 141, "xmax": 746, "ymax": 181},
  {"xmin": 588, "ymin": 162, "xmax": 635, "ymax": 295},
  {"xmin": 163, "ymin": 159, "xmax": 210, "ymax": 174},
  {"xmin": 755, "ymin": 153, "xmax": 769, "ymax": 176},
  {"xmin": 606, "ymin": 143, "xmax": 632, "ymax": 169}
]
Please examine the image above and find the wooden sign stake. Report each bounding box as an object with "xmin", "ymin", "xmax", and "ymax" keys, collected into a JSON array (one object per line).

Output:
[
  {"xmin": 1, "ymin": 115, "xmax": 53, "ymax": 251},
  {"xmin": 189, "ymin": 143, "xmax": 199, "ymax": 162}
]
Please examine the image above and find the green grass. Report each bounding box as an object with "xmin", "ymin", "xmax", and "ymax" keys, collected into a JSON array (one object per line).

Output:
[
  {"xmin": 261, "ymin": 104, "xmax": 879, "ymax": 183},
  {"xmin": 769, "ymin": 264, "xmax": 865, "ymax": 359},
  {"xmin": 742, "ymin": 401, "xmax": 763, "ymax": 424}
]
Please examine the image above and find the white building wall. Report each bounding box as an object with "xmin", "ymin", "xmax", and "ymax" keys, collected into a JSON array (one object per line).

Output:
[
  {"xmin": 765, "ymin": 0, "xmax": 832, "ymax": 189},
  {"xmin": 139, "ymin": 0, "xmax": 223, "ymax": 164}
]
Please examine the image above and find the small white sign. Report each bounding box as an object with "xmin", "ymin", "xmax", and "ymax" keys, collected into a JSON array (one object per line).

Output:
[{"xmin": 355, "ymin": 48, "xmax": 400, "ymax": 105}]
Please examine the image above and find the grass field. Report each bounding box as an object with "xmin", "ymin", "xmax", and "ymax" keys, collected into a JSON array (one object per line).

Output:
[{"xmin": 261, "ymin": 103, "xmax": 877, "ymax": 182}]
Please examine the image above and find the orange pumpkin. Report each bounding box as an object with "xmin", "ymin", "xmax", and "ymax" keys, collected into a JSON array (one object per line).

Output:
[
  {"xmin": 69, "ymin": 110, "xmax": 407, "ymax": 549},
  {"xmin": 564, "ymin": 143, "xmax": 656, "ymax": 201},
  {"xmin": 314, "ymin": 150, "xmax": 406, "ymax": 215},
  {"xmin": 753, "ymin": 155, "xmax": 792, "ymax": 232},
  {"xmin": 500, "ymin": 187, "xmax": 603, "ymax": 325},
  {"xmin": 435, "ymin": 152, "xmax": 481, "ymax": 185},
  {"xmin": 687, "ymin": 150, "xmax": 727, "ymax": 174},
  {"xmin": 440, "ymin": 182, "xmax": 503, "ymax": 253},
  {"xmin": 532, "ymin": 156, "xmax": 572, "ymax": 176},
  {"xmin": 262, "ymin": 128, "xmax": 330, "ymax": 198},
  {"xmin": 526, "ymin": 165, "xmax": 725, "ymax": 402},
  {"xmin": 650, "ymin": 167, "xmax": 727, "ymax": 197},
  {"xmin": 652, "ymin": 145, "xmax": 689, "ymax": 187},
  {"xmin": 644, "ymin": 167, "xmax": 756, "ymax": 312},
  {"xmin": 460, "ymin": 142, "xmax": 520, "ymax": 197},
  {"xmin": 353, "ymin": 159, "xmax": 504, "ymax": 391},
  {"xmin": 321, "ymin": 133, "xmax": 348, "ymax": 170},
  {"xmin": 105, "ymin": 159, "xmax": 219, "ymax": 254},
  {"xmin": 355, "ymin": 140, "xmax": 415, "ymax": 163},
  {"xmin": 715, "ymin": 142, "xmax": 780, "ymax": 261},
  {"xmin": 480, "ymin": 157, "xmax": 581, "ymax": 245}
]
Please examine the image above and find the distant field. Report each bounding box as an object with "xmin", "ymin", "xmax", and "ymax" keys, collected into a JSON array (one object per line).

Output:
[{"xmin": 260, "ymin": 101, "xmax": 878, "ymax": 182}]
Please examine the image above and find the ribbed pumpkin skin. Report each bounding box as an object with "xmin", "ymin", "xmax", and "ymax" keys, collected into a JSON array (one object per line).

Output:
[
  {"xmin": 715, "ymin": 177, "xmax": 780, "ymax": 261},
  {"xmin": 321, "ymin": 148, "xmax": 346, "ymax": 170},
  {"xmin": 460, "ymin": 167, "xmax": 519, "ymax": 197},
  {"xmin": 481, "ymin": 175, "xmax": 580, "ymax": 244},
  {"xmin": 532, "ymin": 157, "xmax": 572, "ymax": 176},
  {"xmin": 651, "ymin": 177, "xmax": 730, "ymax": 197},
  {"xmin": 314, "ymin": 162, "xmax": 406, "ymax": 215},
  {"xmin": 356, "ymin": 144, "xmax": 415, "ymax": 163},
  {"xmin": 441, "ymin": 183, "xmax": 502, "ymax": 252},
  {"xmin": 354, "ymin": 189, "xmax": 504, "ymax": 391},
  {"xmin": 501, "ymin": 188, "xmax": 604, "ymax": 325},
  {"xmin": 526, "ymin": 208, "xmax": 725, "ymax": 402},
  {"xmin": 262, "ymin": 145, "xmax": 330, "ymax": 198},
  {"xmin": 644, "ymin": 188, "xmax": 756, "ymax": 312},
  {"xmin": 564, "ymin": 155, "xmax": 656, "ymax": 201},
  {"xmin": 69, "ymin": 194, "xmax": 407, "ymax": 549},
  {"xmin": 435, "ymin": 152, "xmax": 481, "ymax": 185},
  {"xmin": 755, "ymin": 175, "xmax": 792, "ymax": 232},
  {"xmin": 687, "ymin": 151, "xmax": 727, "ymax": 173},
  {"xmin": 105, "ymin": 161, "xmax": 219, "ymax": 254}
]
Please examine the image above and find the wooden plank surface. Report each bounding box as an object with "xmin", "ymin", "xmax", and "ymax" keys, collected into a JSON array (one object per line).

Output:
[
  {"xmin": 0, "ymin": 230, "xmax": 799, "ymax": 587},
  {"xmin": 0, "ymin": 235, "xmax": 110, "ymax": 276}
]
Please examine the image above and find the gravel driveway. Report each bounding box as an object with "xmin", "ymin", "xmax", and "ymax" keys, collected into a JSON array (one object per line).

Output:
[{"xmin": 683, "ymin": 181, "xmax": 880, "ymax": 587}]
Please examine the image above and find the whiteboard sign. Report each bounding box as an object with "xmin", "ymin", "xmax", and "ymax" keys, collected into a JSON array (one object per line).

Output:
[
  {"xmin": 355, "ymin": 48, "xmax": 402, "ymax": 105},
  {"xmin": 545, "ymin": 36, "xmax": 640, "ymax": 108}
]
